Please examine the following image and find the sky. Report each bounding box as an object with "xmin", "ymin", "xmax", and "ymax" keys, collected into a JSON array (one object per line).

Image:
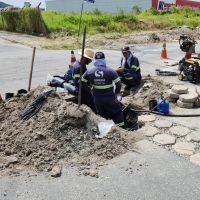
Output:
[{"xmin": 2, "ymin": 0, "xmax": 46, "ymax": 8}]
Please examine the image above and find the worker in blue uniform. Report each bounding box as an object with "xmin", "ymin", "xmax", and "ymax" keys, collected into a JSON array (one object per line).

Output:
[
  {"xmin": 82, "ymin": 51, "xmax": 124, "ymax": 127},
  {"xmin": 117, "ymin": 46, "xmax": 141, "ymax": 92},
  {"xmin": 64, "ymin": 48, "xmax": 96, "ymax": 112}
]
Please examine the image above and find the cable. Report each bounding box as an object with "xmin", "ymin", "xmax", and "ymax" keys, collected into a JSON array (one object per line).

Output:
[{"xmin": 20, "ymin": 90, "xmax": 54, "ymax": 120}]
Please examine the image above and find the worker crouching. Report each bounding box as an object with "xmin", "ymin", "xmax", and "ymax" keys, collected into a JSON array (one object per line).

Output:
[
  {"xmin": 117, "ymin": 46, "xmax": 141, "ymax": 94},
  {"xmin": 82, "ymin": 52, "xmax": 125, "ymax": 128}
]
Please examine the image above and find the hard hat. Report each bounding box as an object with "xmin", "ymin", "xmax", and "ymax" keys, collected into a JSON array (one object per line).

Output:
[
  {"xmin": 121, "ymin": 46, "xmax": 130, "ymax": 52},
  {"xmin": 95, "ymin": 51, "xmax": 105, "ymax": 60}
]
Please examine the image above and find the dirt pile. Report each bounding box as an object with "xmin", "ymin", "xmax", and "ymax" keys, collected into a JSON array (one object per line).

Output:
[
  {"xmin": 123, "ymin": 77, "xmax": 171, "ymax": 108},
  {"xmin": 0, "ymin": 86, "xmax": 139, "ymax": 176}
]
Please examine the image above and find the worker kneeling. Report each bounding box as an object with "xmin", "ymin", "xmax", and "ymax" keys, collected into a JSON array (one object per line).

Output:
[
  {"xmin": 117, "ymin": 46, "xmax": 141, "ymax": 92},
  {"xmin": 82, "ymin": 52, "xmax": 125, "ymax": 128}
]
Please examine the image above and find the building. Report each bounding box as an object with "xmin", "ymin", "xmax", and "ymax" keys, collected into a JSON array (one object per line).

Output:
[
  {"xmin": 152, "ymin": 0, "xmax": 200, "ymax": 10},
  {"xmin": 46, "ymin": 0, "xmax": 151, "ymax": 13}
]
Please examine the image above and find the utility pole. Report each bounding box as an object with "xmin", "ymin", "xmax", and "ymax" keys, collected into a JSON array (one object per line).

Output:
[{"xmin": 78, "ymin": 26, "xmax": 86, "ymax": 108}]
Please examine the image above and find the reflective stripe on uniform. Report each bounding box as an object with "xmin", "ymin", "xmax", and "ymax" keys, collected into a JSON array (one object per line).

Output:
[
  {"xmin": 132, "ymin": 65, "xmax": 140, "ymax": 71},
  {"xmin": 113, "ymin": 77, "xmax": 120, "ymax": 83},
  {"xmin": 125, "ymin": 77, "xmax": 133, "ymax": 80},
  {"xmin": 93, "ymin": 84, "xmax": 113, "ymax": 89},
  {"xmin": 81, "ymin": 77, "xmax": 88, "ymax": 83},
  {"xmin": 117, "ymin": 121, "xmax": 125, "ymax": 127},
  {"xmin": 73, "ymin": 74, "xmax": 80, "ymax": 79}
]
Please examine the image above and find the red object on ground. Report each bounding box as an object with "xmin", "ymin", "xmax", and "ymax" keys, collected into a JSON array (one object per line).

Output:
[{"xmin": 161, "ymin": 41, "xmax": 168, "ymax": 59}]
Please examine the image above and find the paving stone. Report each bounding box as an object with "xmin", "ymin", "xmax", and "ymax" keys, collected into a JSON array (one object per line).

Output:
[
  {"xmin": 169, "ymin": 126, "xmax": 191, "ymax": 137},
  {"xmin": 138, "ymin": 115, "xmax": 156, "ymax": 122},
  {"xmin": 173, "ymin": 142, "xmax": 195, "ymax": 155},
  {"xmin": 141, "ymin": 126, "xmax": 160, "ymax": 137},
  {"xmin": 154, "ymin": 120, "xmax": 172, "ymax": 128},
  {"xmin": 179, "ymin": 93, "xmax": 197, "ymax": 103},
  {"xmin": 190, "ymin": 153, "xmax": 200, "ymax": 166},
  {"xmin": 167, "ymin": 89, "xmax": 179, "ymax": 99},
  {"xmin": 186, "ymin": 132, "xmax": 200, "ymax": 142},
  {"xmin": 171, "ymin": 85, "xmax": 188, "ymax": 94},
  {"xmin": 153, "ymin": 134, "xmax": 176, "ymax": 145},
  {"xmin": 177, "ymin": 100, "xmax": 194, "ymax": 108}
]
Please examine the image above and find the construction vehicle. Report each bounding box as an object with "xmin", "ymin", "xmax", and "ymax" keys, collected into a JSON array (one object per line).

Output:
[{"xmin": 178, "ymin": 34, "xmax": 200, "ymax": 84}]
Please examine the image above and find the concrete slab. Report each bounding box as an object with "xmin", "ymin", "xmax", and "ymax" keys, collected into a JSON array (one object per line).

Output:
[
  {"xmin": 186, "ymin": 132, "xmax": 200, "ymax": 142},
  {"xmin": 155, "ymin": 120, "xmax": 173, "ymax": 128},
  {"xmin": 177, "ymin": 100, "xmax": 194, "ymax": 108},
  {"xmin": 173, "ymin": 142, "xmax": 195, "ymax": 155},
  {"xmin": 153, "ymin": 134, "xmax": 176, "ymax": 145},
  {"xmin": 179, "ymin": 93, "xmax": 197, "ymax": 103},
  {"xmin": 138, "ymin": 115, "xmax": 156, "ymax": 122},
  {"xmin": 167, "ymin": 89, "xmax": 179, "ymax": 99},
  {"xmin": 142, "ymin": 126, "xmax": 160, "ymax": 137},
  {"xmin": 169, "ymin": 126, "xmax": 191, "ymax": 137},
  {"xmin": 171, "ymin": 85, "xmax": 188, "ymax": 94}
]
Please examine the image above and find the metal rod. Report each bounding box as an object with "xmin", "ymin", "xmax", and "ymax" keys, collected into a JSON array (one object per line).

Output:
[
  {"xmin": 78, "ymin": 1, "xmax": 84, "ymax": 38},
  {"xmin": 78, "ymin": 26, "xmax": 86, "ymax": 108},
  {"xmin": 28, "ymin": 47, "xmax": 36, "ymax": 91}
]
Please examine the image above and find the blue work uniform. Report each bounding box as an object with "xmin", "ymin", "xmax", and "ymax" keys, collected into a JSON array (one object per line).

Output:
[
  {"xmin": 72, "ymin": 61, "xmax": 96, "ymax": 112},
  {"xmin": 119, "ymin": 52, "xmax": 141, "ymax": 87},
  {"xmin": 82, "ymin": 65, "xmax": 124, "ymax": 127}
]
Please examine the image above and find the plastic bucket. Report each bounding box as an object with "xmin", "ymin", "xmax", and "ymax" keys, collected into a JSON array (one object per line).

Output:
[{"xmin": 149, "ymin": 99, "xmax": 157, "ymax": 111}]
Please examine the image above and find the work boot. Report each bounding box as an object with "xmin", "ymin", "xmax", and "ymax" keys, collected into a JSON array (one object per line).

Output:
[{"xmin": 122, "ymin": 90, "xmax": 130, "ymax": 97}]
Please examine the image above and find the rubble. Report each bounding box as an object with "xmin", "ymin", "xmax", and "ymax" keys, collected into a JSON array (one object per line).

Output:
[{"xmin": 0, "ymin": 86, "xmax": 139, "ymax": 176}]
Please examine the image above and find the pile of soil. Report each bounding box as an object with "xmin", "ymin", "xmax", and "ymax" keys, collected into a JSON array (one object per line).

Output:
[
  {"xmin": 123, "ymin": 77, "xmax": 171, "ymax": 108},
  {"xmin": 0, "ymin": 87, "xmax": 139, "ymax": 176}
]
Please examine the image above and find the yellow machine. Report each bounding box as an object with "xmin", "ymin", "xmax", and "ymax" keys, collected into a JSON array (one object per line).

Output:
[{"xmin": 178, "ymin": 57, "xmax": 200, "ymax": 84}]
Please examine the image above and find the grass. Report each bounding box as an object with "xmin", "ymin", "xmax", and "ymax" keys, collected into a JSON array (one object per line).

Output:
[
  {"xmin": 41, "ymin": 7, "xmax": 200, "ymax": 35},
  {"xmin": 0, "ymin": 7, "xmax": 200, "ymax": 35}
]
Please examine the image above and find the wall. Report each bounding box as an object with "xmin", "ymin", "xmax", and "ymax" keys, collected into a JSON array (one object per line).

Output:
[{"xmin": 46, "ymin": 0, "xmax": 151, "ymax": 12}]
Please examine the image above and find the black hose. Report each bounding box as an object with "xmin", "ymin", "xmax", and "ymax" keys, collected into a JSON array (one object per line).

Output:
[{"xmin": 130, "ymin": 108, "xmax": 200, "ymax": 117}]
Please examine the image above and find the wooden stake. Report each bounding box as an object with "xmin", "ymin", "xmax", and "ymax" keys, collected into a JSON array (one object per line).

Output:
[
  {"xmin": 28, "ymin": 47, "xmax": 36, "ymax": 91},
  {"xmin": 78, "ymin": 26, "xmax": 86, "ymax": 108}
]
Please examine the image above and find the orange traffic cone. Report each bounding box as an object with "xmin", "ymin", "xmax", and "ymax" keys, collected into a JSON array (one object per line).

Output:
[{"xmin": 161, "ymin": 40, "xmax": 168, "ymax": 59}]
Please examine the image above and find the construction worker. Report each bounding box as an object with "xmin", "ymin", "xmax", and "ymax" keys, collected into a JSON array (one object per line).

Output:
[
  {"xmin": 64, "ymin": 48, "xmax": 96, "ymax": 112},
  {"xmin": 117, "ymin": 46, "xmax": 141, "ymax": 94},
  {"xmin": 82, "ymin": 51, "xmax": 125, "ymax": 127}
]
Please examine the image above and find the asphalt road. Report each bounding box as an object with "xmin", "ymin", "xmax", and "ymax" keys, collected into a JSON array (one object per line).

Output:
[
  {"xmin": 0, "ymin": 140, "xmax": 200, "ymax": 200},
  {"xmin": 0, "ymin": 37, "xmax": 192, "ymax": 96},
  {"xmin": 1, "ymin": 36, "xmax": 200, "ymax": 200}
]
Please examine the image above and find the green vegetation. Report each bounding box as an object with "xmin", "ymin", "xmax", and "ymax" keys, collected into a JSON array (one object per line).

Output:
[
  {"xmin": 0, "ymin": 6, "xmax": 200, "ymax": 35},
  {"xmin": 42, "ymin": 7, "xmax": 200, "ymax": 34},
  {"xmin": 0, "ymin": 8, "xmax": 48, "ymax": 34}
]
